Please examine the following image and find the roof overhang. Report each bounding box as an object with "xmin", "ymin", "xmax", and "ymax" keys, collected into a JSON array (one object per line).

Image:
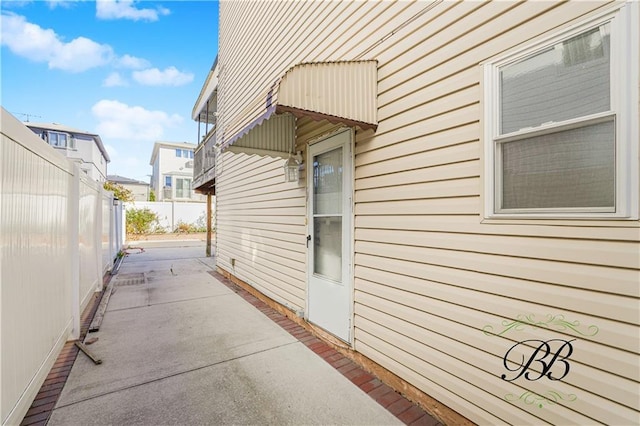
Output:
[
  {"xmin": 25, "ymin": 122, "xmax": 111, "ymax": 163},
  {"xmin": 192, "ymin": 58, "xmax": 219, "ymax": 124},
  {"xmin": 221, "ymin": 60, "xmax": 377, "ymax": 151}
]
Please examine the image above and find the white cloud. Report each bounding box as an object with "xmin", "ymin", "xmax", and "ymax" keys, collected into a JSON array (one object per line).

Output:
[
  {"xmin": 116, "ymin": 54, "xmax": 150, "ymax": 69},
  {"xmin": 1, "ymin": 1, "xmax": 33, "ymax": 9},
  {"xmin": 96, "ymin": 0, "xmax": 170, "ymax": 22},
  {"xmin": 103, "ymin": 72, "xmax": 128, "ymax": 87},
  {"xmin": 92, "ymin": 100, "xmax": 183, "ymax": 141},
  {"xmin": 0, "ymin": 12, "xmax": 113, "ymax": 72},
  {"xmin": 132, "ymin": 66, "xmax": 193, "ymax": 86},
  {"xmin": 46, "ymin": 1, "xmax": 79, "ymax": 9}
]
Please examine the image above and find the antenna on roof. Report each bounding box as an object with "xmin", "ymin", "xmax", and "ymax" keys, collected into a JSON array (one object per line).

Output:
[{"xmin": 12, "ymin": 112, "xmax": 42, "ymax": 122}]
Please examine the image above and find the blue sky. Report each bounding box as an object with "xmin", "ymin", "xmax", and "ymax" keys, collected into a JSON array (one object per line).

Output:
[{"xmin": 1, "ymin": 0, "xmax": 219, "ymax": 182}]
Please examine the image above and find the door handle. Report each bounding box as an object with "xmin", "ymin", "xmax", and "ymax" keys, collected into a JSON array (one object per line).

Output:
[{"xmin": 306, "ymin": 235, "xmax": 311, "ymax": 248}]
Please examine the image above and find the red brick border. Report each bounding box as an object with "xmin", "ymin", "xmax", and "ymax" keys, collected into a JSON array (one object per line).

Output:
[
  {"xmin": 20, "ymin": 278, "xmax": 109, "ymax": 426},
  {"xmin": 213, "ymin": 271, "xmax": 442, "ymax": 426}
]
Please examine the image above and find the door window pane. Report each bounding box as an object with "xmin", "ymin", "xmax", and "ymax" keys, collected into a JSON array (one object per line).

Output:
[
  {"xmin": 500, "ymin": 23, "xmax": 610, "ymax": 134},
  {"xmin": 501, "ymin": 120, "xmax": 615, "ymax": 209},
  {"xmin": 175, "ymin": 178, "xmax": 191, "ymax": 198},
  {"xmin": 313, "ymin": 216, "xmax": 342, "ymax": 282},
  {"xmin": 313, "ymin": 147, "xmax": 343, "ymax": 215}
]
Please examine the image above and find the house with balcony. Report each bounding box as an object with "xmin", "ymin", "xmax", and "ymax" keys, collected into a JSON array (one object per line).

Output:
[
  {"xmin": 149, "ymin": 141, "xmax": 204, "ymax": 202},
  {"xmin": 25, "ymin": 122, "xmax": 110, "ymax": 182},
  {"xmin": 194, "ymin": 1, "xmax": 639, "ymax": 425}
]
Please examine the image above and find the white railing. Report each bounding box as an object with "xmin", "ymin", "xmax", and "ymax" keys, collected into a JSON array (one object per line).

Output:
[{"xmin": 0, "ymin": 108, "xmax": 123, "ymax": 426}]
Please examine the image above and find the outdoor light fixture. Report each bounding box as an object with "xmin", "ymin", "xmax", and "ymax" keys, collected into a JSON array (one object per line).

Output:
[
  {"xmin": 284, "ymin": 130, "xmax": 302, "ymax": 183},
  {"xmin": 284, "ymin": 151, "xmax": 302, "ymax": 183}
]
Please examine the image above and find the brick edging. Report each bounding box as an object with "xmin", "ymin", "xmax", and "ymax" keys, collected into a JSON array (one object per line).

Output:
[
  {"xmin": 212, "ymin": 270, "xmax": 443, "ymax": 426},
  {"xmin": 20, "ymin": 277, "xmax": 110, "ymax": 426}
]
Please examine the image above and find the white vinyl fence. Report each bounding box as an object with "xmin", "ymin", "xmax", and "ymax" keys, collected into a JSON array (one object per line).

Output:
[
  {"xmin": 0, "ymin": 108, "xmax": 123, "ymax": 426},
  {"xmin": 124, "ymin": 200, "xmax": 213, "ymax": 234}
]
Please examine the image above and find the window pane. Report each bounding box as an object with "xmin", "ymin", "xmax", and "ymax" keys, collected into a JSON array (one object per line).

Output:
[
  {"xmin": 314, "ymin": 216, "xmax": 342, "ymax": 282},
  {"xmin": 500, "ymin": 24, "xmax": 610, "ymax": 134},
  {"xmin": 175, "ymin": 149, "xmax": 181, "ymax": 157},
  {"xmin": 501, "ymin": 120, "xmax": 615, "ymax": 209},
  {"xmin": 165, "ymin": 176, "xmax": 172, "ymax": 187},
  {"xmin": 176, "ymin": 179, "xmax": 183, "ymax": 197},
  {"xmin": 313, "ymin": 147, "xmax": 343, "ymax": 215},
  {"xmin": 175, "ymin": 178, "xmax": 191, "ymax": 198}
]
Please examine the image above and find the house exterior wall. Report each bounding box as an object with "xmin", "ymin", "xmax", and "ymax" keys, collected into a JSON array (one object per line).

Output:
[
  {"xmin": 149, "ymin": 142, "xmax": 205, "ymax": 202},
  {"xmin": 216, "ymin": 149, "xmax": 307, "ymax": 312},
  {"xmin": 151, "ymin": 160, "xmax": 160, "ymax": 196},
  {"xmin": 120, "ymin": 183, "xmax": 149, "ymax": 202},
  {"xmin": 216, "ymin": 1, "xmax": 639, "ymax": 424},
  {"xmin": 215, "ymin": 116, "xmax": 335, "ymax": 314},
  {"xmin": 26, "ymin": 126, "xmax": 108, "ymax": 182},
  {"xmin": 69, "ymin": 135, "xmax": 107, "ymax": 182}
]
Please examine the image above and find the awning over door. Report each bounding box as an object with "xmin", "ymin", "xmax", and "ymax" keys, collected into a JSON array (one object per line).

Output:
[{"xmin": 221, "ymin": 60, "xmax": 377, "ymax": 152}]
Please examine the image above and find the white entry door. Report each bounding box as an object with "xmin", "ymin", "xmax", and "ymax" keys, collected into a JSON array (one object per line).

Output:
[{"xmin": 307, "ymin": 129, "xmax": 352, "ymax": 342}]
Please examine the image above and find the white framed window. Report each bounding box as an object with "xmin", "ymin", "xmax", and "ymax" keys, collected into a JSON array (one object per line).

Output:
[
  {"xmin": 483, "ymin": 3, "xmax": 638, "ymax": 219},
  {"xmin": 48, "ymin": 131, "xmax": 68, "ymax": 148},
  {"xmin": 175, "ymin": 178, "xmax": 192, "ymax": 198}
]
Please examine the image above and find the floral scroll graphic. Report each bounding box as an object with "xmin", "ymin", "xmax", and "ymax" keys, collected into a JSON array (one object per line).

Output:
[
  {"xmin": 505, "ymin": 390, "xmax": 577, "ymax": 409},
  {"xmin": 483, "ymin": 313, "xmax": 599, "ymax": 409},
  {"xmin": 482, "ymin": 314, "xmax": 599, "ymax": 337}
]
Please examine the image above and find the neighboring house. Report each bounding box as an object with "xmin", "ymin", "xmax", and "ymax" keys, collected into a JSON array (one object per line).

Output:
[
  {"xmin": 107, "ymin": 175, "xmax": 150, "ymax": 202},
  {"xmin": 196, "ymin": 2, "xmax": 639, "ymax": 425},
  {"xmin": 25, "ymin": 122, "xmax": 110, "ymax": 182},
  {"xmin": 149, "ymin": 141, "xmax": 204, "ymax": 202}
]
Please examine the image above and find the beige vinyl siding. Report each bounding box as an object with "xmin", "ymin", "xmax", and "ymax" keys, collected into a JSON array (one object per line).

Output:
[
  {"xmin": 218, "ymin": 1, "xmax": 639, "ymax": 424},
  {"xmin": 214, "ymin": 116, "xmax": 339, "ymax": 314},
  {"xmin": 215, "ymin": 150, "xmax": 307, "ymax": 312},
  {"xmin": 219, "ymin": 0, "xmax": 412, "ymax": 143},
  {"xmin": 350, "ymin": 1, "xmax": 638, "ymax": 424}
]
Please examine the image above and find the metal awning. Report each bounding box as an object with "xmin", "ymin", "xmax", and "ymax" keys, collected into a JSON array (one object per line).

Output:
[{"xmin": 221, "ymin": 60, "xmax": 377, "ymax": 151}]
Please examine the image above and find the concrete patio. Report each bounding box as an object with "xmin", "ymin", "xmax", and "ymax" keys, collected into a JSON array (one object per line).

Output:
[{"xmin": 45, "ymin": 240, "xmax": 407, "ymax": 425}]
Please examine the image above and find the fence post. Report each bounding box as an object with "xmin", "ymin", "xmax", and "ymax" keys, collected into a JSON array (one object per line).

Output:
[
  {"xmin": 69, "ymin": 165, "xmax": 81, "ymax": 340},
  {"xmin": 122, "ymin": 202, "xmax": 128, "ymax": 245},
  {"xmin": 96, "ymin": 185, "xmax": 104, "ymax": 291},
  {"xmin": 171, "ymin": 201, "xmax": 176, "ymax": 231},
  {"xmin": 109, "ymin": 194, "xmax": 115, "ymax": 270}
]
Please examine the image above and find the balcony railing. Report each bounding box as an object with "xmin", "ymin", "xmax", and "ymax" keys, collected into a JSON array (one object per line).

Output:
[{"xmin": 193, "ymin": 131, "xmax": 216, "ymax": 190}]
